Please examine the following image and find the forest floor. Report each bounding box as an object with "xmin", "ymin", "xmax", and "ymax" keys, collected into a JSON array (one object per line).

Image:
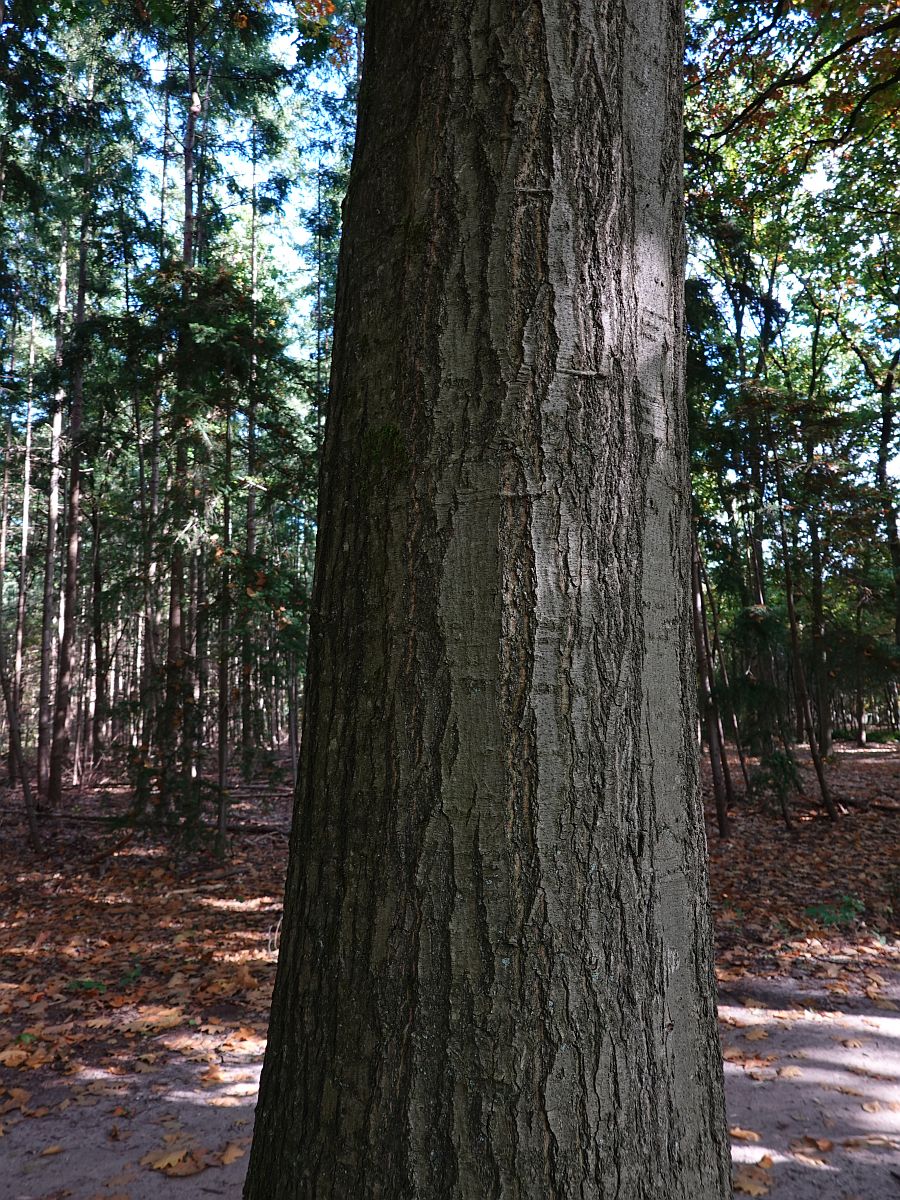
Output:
[{"xmin": 0, "ymin": 745, "xmax": 897, "ymax": 1200}]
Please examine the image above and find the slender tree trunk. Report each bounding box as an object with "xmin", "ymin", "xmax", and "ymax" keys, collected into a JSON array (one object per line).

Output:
[
  {"xmin": 241, "ymin": 143, "xmax": 259, "ymax": 777},
  {"xmin": 839, "ymin": 333, "xmax": 900, "ymax": 648},
  {"xmin": 37, "ymin": 227, "xmax": 68, "ymax": 803},
  {"xmin": 246, "ymin": 4, "xmax": 729, "ymax": 1196},
  {"xmin": 808, "ymin": 513, "xmax": 832, "ymax": 755},
  {"xmin": 217, "ymin": 397, "xmax": 232, "ymax": 856},
  {"xmin": 1, "ymin": 420, "xmax": 11, "ymax": 757},
  {"xmin": 855, "ymin": 590, "xmax": 867, "ymax": 746},
  {"xmin": 772, "ymin": 450, "xmax": 838, "ymax": 820},
  {"xmin": 697, "ymin": 574, "xmax": 735, "ymax": 808},
  {"xmin": 11, "ymin": 314, "xmax": 36, "ymax": 783},
  {"xmin": 692, "ymin": 538, "xmax": 730, "ymax": 837},
  {"xmin": 48, "ymin": 187, "xmax": 91, "ymax": 807},
  {"xmin": 159, "ymin": 7, "xmax": 199, "ymax": 807},
  {"xmin": 875, "ymin": 359, "xmax": 900, "ymax": 649},
  {"xmin": 0, "ymin": 635, "xmax": 41, "ymax": 852},
  {"xmin": 90, "ymin": 501, "xmax": 106, "ymax": 763},
  {"xmin": 699, "ymin": 552, "xmax": 752, "ymax": 798}
]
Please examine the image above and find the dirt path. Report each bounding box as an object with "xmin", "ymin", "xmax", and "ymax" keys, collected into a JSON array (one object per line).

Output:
[
  {"xmin": 722, "ymin": 975, "xmax": 900, "ymax": 1198},
  {"xmin": 1, "ymin": 745, "xmax": 897, "ymax": 1198},
  {"xmin": 3, "ymin": 978, "xmax": 898, "ymax": 1199}
]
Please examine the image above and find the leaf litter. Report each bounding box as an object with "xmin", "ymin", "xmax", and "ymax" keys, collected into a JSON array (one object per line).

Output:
[{"xmin": 0, "ymin": 746, "xmax": 897, "ymax": 1197}]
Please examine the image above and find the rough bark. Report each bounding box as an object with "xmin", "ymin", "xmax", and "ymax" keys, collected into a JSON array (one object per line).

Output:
[{"xmin": 246, "ymin": 3, "xmax": 729, "ymax": 1197}]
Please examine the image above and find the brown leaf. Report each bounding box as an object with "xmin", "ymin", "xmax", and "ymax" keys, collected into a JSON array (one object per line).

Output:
[
  {"xmin": 140, "ymin": 1146, "xmax": 189, "ymax": 1171},
  {"xmin": 164, "ymin": 1151, "xmax": 209, "ymax": 1177},
  {"xmin": 791, "ymin": 1135, "xmax": 833, "ymax": 1153},
  {"xmin": 793, "ymin": 1152, "xmax": 827, "ymax": 1168},
  {"xmin": 730, "ymin": 1126, "xmax": 762, "ymax": 1142},
  {"xmin": 733, "ymin": 1165, "xmax": 770, "ymax": 1196}
]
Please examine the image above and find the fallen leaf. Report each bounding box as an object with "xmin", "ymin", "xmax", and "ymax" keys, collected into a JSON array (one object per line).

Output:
[
  {"xmin": 164, "ymin": 1151, "xmax": 209, "ymax": 1177},
  {"xmin": 730, "ymin": 1126, "xmax": 762, "ymax": 1142},
  {"xmin": 744, "ymin": 1028, "xmax": 769, "ymax": 1041},
  {"xmin": 733, "ymin": 1165, "xmax": 770, "ymax": 1196},
  {"xmin": 219, "ymin": 1141, "xmax": 246, "ymax": 1165},
  {"xmin": 791, "ymin": 1136, "xmax": 833, "ymax": 1153},
  {"xmin": 40, "ymin": 1143, "xmax": 65, "ymax": 1156},
  {"xmin": 140, "ymin": 1147, "xmax": 189, "ymax": 1171},
  {"xmin": 792, "ymin": 1152, "xmax": 827, "ymax": 1168},
  {"xmin": 778, "ymin": 1065, "xmax": 802, "ymax": 1078}
]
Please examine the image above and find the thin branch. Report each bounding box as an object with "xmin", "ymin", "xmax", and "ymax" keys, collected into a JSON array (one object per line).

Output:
[{"xmin": 713, "ymin": 13, "xmax": 900, "ymax": 141}]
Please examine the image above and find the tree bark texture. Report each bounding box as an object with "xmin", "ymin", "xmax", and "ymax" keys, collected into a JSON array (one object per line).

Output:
[{"xmin": 246, "ymin": 2, "xmax": 729, "ymax": 1197}]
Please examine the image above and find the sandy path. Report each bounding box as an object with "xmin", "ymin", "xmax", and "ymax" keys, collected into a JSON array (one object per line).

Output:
[{"xmin": 3, "ymin": 977, "xmax": 898, "ymax": 1199}]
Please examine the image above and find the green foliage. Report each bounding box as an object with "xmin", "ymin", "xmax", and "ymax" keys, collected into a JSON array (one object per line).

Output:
[
  {"xmin": 804, "ymin": 896, "xmax": 865, "ymax": 928},
  {"xmin": 750, "ymin": 750, "xmax": 801, "ymax": 807}
]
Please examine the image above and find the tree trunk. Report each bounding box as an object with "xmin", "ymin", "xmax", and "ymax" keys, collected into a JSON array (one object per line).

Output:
[
  {"xmin": 808, "ymin": 513, "xmax": 832, "ymax": 756},
  {"xmin": 216, "ymin": 396, "xmax": 232, "ymax": 857},
  {"xmin": 698, "ymin": 551, "xmax": 753, "ymax": 799},
  {"xmin": 37, "ymin": 227, "xmax": 68, "ymax": 803},
  {"xmin": 772, "ymin": 449, "xmax": 837, "ymax": 820},
  {"xmin": 241, "ymin": 144, "xmax": 259, "ymax": 777},
  {"xmin": 48, "ymin": 186, "xmax": 91, "ymax": 807},
  {"xmin": 11, "ymin": 314, "xmax": 36, "ymax": 784},
  {"xmin": 245, "ymin": 4, "xmax": 729, "ymax": 1197},
  {"xmin": 89, "ymin": 501, "xmax": 105, "ymax": 762},
  {"xmin": 693, "ymin": 538, "xmax": 730, "ymax": 837},
  {"xmin": 875, "ymin": 356, "xmax": 900, "ymax": 649},
  {"xmin": 159, "ymin": 6, "xmax": 199, "ymax": 808}
]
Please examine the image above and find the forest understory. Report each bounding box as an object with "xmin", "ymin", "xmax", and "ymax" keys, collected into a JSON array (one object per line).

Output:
[{"xmin": 0, "ymin": 745, "xmax": 896, "ymax": 1200}]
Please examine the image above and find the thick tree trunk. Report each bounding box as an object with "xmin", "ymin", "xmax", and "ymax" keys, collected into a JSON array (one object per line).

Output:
[{"xmin": 245, "ymin": 3, "xmax": 729, "ymax": 1197}]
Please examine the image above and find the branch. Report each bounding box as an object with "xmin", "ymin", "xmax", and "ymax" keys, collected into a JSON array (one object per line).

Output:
[{"xmin": 713, "ymin": 13, "xmax": 900, "ymax": 141}]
